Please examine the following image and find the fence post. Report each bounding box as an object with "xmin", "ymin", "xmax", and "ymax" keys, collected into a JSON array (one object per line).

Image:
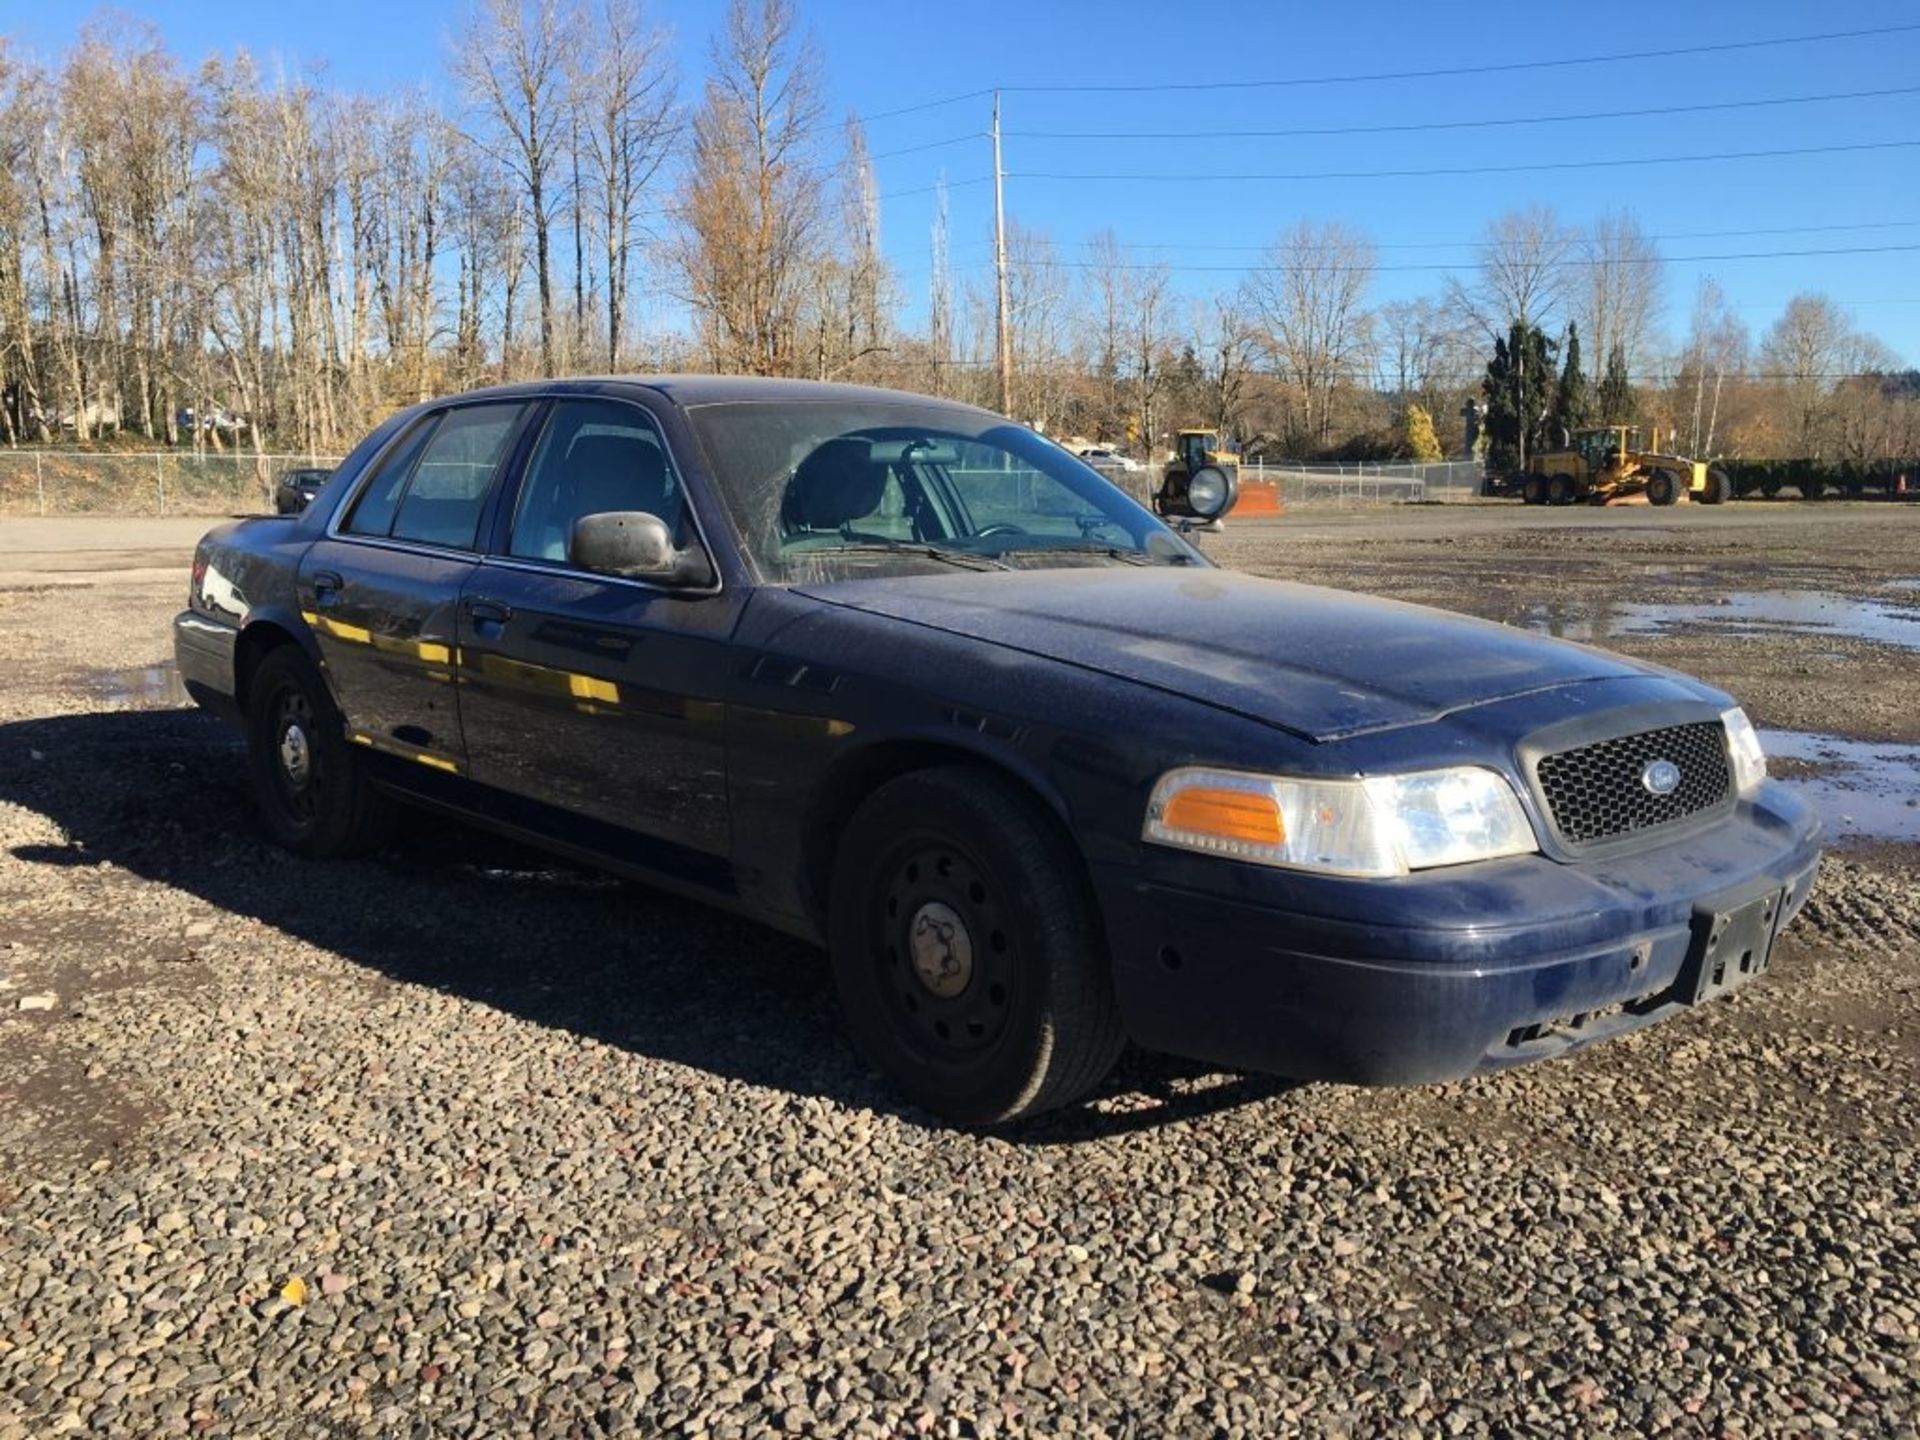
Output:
[{"xmin": 35, "ymin": 452, "xmax": 45, "ymax": 515}]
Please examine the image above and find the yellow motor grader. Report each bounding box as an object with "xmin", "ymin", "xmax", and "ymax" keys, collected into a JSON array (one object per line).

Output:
[{"xmin": 1518, "ymin": 426, "xmax": 1732, "ymax": 507}]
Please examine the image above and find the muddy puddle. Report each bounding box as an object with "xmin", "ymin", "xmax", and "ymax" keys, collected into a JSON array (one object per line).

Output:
[
  {"xmin": 1763, "ymin": 729, "xmax": 1920, "ymax": 846},
  {"xmin": 1522, "ymin": 590, "xmax": 1920, "ymax": 652},
  {"xmin": 74, "ymin": 664, "xmax": 191, "ymax": 708}
]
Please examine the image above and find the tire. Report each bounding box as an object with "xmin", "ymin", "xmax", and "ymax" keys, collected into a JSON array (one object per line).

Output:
[
  {"xmin": 1546, "ymin": 475, "xmax": 1573, "ymax": 506},
  {"xmin": 828, "ymin": 766, "xmax": 1124, "ymax": 1126},
  {"xmin": 1801, "ymin": 479, "xmax": 1826, "ymax": 501},
  {"xmin": 1702, "ymin": 467, "xmax": 1732, "ymax": 505},
  {"xmin": 1646, "ymin": 471, "xmax": 1680, "ymax": 507},
  {"xmin": 1521, "ymin": 475, "xmax": 1547, "ymax": 506},
  {"xmin": 246, "ymin": 646, "xmax": 391, "ymax": 858}
]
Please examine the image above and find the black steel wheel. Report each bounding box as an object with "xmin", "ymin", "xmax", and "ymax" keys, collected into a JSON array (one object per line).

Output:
[
  {"xmin": 829, "ymin": 766, "xmax": 1123, "ymax": 1125},
  {"xmin": 246, "ymin": 646, "xmax": 390, "ymax": 858}
]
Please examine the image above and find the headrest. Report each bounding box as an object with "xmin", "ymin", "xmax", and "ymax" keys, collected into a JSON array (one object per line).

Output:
[
  {"xmin": 567, "ymin": 432, "xmax": 669, "ymax": 520},
  {"xmin": 783, "ymin": 438, "xmax": 888, "ymax": 531}
]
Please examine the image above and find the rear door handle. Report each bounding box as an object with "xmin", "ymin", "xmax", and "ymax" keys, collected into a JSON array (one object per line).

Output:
[
  {"xmin": 311, "ymin": 570, "xmax": 344, "ymax": 601},
  {"xmin": 466, "ymin": 599, "xmax": 512, "ymax": 626}
]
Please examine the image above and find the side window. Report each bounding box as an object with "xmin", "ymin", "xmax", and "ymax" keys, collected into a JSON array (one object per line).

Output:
[
  {"xmin": 344, "ymin": 415, "xmax": 440, "ymax": 538},
  {"xmin": 390, "ymin": 403, "xmax": 525, "ymax": 550},
  {"xmin": 509, "ymin": 399, "xmax": 683, "ymax": 563}
]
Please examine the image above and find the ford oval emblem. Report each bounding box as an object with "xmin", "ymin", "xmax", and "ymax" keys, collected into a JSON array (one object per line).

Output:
[{"xmin": 1642, "ymin": 758, "xmax": 1682, "ymax": 796}]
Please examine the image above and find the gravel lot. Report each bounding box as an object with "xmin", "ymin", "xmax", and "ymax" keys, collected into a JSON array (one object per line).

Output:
[{"xmin": 2, "ymin": 506, "xmax": 1918, "ymax": 1438}]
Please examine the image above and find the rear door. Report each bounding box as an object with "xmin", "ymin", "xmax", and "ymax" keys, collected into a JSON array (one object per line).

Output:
[
  {"xmin": 300, "ymin": 400, "xmax": 534, "ymax": 776},
  {"xmin": 455, "ymin": 394, "xmax": 742, "ymax": 881}
]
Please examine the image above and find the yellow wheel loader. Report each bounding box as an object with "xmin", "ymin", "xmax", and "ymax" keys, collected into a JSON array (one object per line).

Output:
[{"xmin": 1517, "ymin": 426, "xmax": 1731, "ymax": 507}]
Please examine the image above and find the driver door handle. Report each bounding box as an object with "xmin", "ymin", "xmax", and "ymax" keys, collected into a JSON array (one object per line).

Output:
[{"xmin": 466, "ymin": 598, "xmax": 512, "ymax": 626}]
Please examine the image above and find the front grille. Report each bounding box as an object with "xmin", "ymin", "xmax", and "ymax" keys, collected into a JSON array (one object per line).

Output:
[{"xmin": 1535, "ymin": 720, "xmax": 1732, "ymax": 846}]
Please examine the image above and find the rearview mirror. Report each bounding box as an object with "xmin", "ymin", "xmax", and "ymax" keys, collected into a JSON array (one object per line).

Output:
[{"xmin": 569, "ymin": 512, "xmax": 713, "ymax": 588}]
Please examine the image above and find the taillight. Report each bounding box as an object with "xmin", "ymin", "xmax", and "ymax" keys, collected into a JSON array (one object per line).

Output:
[{"xmin": 191, "ymin": 553, "xmax": 207, "ymax": 602}]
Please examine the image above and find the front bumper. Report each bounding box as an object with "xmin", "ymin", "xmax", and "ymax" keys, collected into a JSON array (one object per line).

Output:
[{"xmin": 1092, "ymin": 782, "xmax": 1822, "ymax": 1085}]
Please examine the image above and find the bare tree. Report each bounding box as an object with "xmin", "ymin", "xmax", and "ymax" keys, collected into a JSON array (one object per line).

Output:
[
  {"xmin": 1449, "ymin": 206, "xmax": 1576, "ymax": 341},
  {"xmin": 1760, "ymin": 293, "xmax": 1859, "ymax": 457},
  {"xmin": 926, "ymin": 177, "xmax": 954, "ymax": 395},
  {"xmin": 452, "ymin": 0, "xmax": 580, "ymax": 377},
  {"xmin": 574, "ymin": 0, "xmax": 675, "ymax": 370},
  {"xmin": 1579, "ymin": 212, "xmax": 1663, "ymax": 377},
  {"xmin": 669, "ymin": 0, "xmax": 823, "ymax": 375},
  {"xmin": 1680, "ymin": 276, "xmax": 1747, "ymax": 455},
  {"xmin": 1242, "ymin": 220, "xmax": 1375, "ymax": 449}
]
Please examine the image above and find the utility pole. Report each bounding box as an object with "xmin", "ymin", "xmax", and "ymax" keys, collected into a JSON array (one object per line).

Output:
[{"xmin": 991, "ymin": 91, "xmax": 1012, "ymax": 416}]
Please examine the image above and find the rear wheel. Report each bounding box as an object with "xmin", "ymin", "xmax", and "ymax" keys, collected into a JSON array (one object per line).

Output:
[
  {"xmin": 1646, "ymin": 470, "xmax": 1681, "ymax": 507},
  {"xmin": 1521, "ymin": 475, "xmax": 1547, "ymax": 506},
  {"xmin": 1546, "ymin": 474, "xmax": 1573, "ymax": 506},
  {"xmin": 246, "ymin": 647, "xmax": 391, "ymax": 858},
  {"xmin": 828, "ymin": 767, "xmax": 1123, "ymax": 1125},
  {"xmin": 1702, "ymin": 467, "xmax": 1733, "ymax": 505}
]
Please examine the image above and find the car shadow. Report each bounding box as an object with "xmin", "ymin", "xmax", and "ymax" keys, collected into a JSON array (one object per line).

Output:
[{"xmin": 0, "ymin": 708, "xmax": 1298, "ymax": 1141}]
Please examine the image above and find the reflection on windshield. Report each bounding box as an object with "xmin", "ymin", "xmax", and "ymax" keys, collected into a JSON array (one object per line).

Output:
[{"xmin": 685, "ymin": 400, "xmax": 1203, "ymax": 581}]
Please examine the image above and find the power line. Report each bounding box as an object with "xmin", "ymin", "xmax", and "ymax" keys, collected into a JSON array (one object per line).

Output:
[
  {"xmin": 836, "ymin": 22, "xmax": 1920, "ymax": 128},
  {"xmin": 1005, "ymin": 84, "xmax": 1920, "ymax": 142},
  {"xmin": 898, "ymin": 242, "xmax": 1920, "ymax": 279},
  {"xmin": 1067, "ymin": 242, "xmax": 1920, "ymax": 275},
  {"xmin": 1009, "ymin": 138, "xmax": 1920, "ymax": 185},
  {"xmin": 995, "ymin": 23, "xmax": 1920, "ymax": 96},
  {"xmin": 869, "ymin": 132, "xmax": 980, "ymax": 162},
  {"xmin": 947, "ymin": 218, "xmax": 1920, "ymax": 256}
]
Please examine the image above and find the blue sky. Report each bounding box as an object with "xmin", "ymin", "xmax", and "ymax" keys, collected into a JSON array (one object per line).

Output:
[{"xmin": 6, "ymin": 0, "xmax": 1919, "ymax": 364}]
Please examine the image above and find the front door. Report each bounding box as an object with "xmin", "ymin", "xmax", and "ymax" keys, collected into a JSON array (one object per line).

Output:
[
  {"xmin": 454, "ymin": 395, "xmax": 742, "ymax": 884},
  {"xmin": 300, "ymin": 400, "xmax": 532, "ymax": 775}
]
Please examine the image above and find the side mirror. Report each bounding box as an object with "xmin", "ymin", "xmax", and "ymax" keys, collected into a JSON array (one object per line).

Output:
[{"xmin": 569, "ymin": 511, "xmax": 713, "ymax": 588}]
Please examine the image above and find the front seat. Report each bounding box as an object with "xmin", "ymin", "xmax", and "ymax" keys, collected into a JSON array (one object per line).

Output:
[{"xmin": 781, "ymin": 438, "xmax": 889, "ymax": 537}]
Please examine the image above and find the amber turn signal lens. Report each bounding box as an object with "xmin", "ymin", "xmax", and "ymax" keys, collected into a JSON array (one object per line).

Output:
[{"xmin": 1159, "ymin": 786, "xmax": 1286, "ymax": 846}]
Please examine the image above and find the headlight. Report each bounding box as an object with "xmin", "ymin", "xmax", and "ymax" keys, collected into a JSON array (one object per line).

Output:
[
  {"xmin": 1721, "ymin": 706, "xmax": 1767, "ymax": 795},
  {"xmin": 1143, "ymin": 765, "xmax": 1537, "ymax": 877},
  {"xmin": 1187, "ymin": 466, "xmax": 1230, "ymax": 518}
]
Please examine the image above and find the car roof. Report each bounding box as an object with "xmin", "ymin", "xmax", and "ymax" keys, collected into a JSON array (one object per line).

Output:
[{"xmin": 413, "ymin": 374, "xmax": 1005, "ymax": 415}]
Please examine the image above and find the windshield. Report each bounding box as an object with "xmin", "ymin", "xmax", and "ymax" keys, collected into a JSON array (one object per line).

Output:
[{"xmin": 684, "ymin": 399, "xmax": 1202, "ymax": 582}]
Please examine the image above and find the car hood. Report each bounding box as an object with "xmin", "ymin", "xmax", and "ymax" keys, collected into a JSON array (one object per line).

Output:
[{"xmin": 794, "ymin": 566, "xmax": 1657, "ymax": 743}]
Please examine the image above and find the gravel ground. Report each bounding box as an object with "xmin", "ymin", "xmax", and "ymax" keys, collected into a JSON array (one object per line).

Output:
[{"xmin": 2, "ymin": 508, "xmax": 1918, "ymax": 1438}]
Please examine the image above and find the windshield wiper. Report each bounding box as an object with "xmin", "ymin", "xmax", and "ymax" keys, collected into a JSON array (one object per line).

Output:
[
  {"xmin": 989, "ymin": 543, "xmax": 1194, "ymax": 567},
  {"xmin": 820, "ymin": 541, "xmax": 1011, "ymax": 571}
]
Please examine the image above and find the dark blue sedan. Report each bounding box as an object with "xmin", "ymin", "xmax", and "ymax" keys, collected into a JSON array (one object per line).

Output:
[{"xmin": 174, "ymin": 377, "xmax": 1822, "ymax": 1123}]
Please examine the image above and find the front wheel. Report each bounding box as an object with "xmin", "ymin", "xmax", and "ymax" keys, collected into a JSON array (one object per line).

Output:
[
  {"xmin": 829, "ymin": 767, "xmax": 1124, "ymax": 1125},
  {"xmin": 1646, "ymin": 471, "xmax": 1681, "ymax": 506},
  {"xmin": 246, "ymin": 646, "xmax": 391, "ymax": 858}
]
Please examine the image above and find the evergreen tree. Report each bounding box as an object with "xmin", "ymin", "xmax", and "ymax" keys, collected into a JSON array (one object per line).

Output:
[
  {"xmin": 1481, "ymin": 322, "xmax": 1556, "ymax": 473},
  {"xmin": 1403, "ymin": 403, "xmax": 1443, "ymax": 462},
  {"xmin": 1596, "ymin": 343, "xmax": 1637, "ymax": 425},
  {"xmin": 1555, "ymin": 323, "xmax": 1590, "ymax": 434}
]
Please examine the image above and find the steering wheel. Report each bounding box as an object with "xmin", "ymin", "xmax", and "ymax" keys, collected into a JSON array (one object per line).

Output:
[{"xmin": 973, "ymin": 523, "xmax": 1028, "ymax": 538}]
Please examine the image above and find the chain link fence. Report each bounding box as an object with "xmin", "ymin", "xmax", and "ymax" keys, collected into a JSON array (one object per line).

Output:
[
  {"xmin": 0, "ymin": 450, "xmax": 342, "ymax": 517},
  {"xmin": 1239, "ymin": 459, "xmax": 1485, "ymax": 506}
]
